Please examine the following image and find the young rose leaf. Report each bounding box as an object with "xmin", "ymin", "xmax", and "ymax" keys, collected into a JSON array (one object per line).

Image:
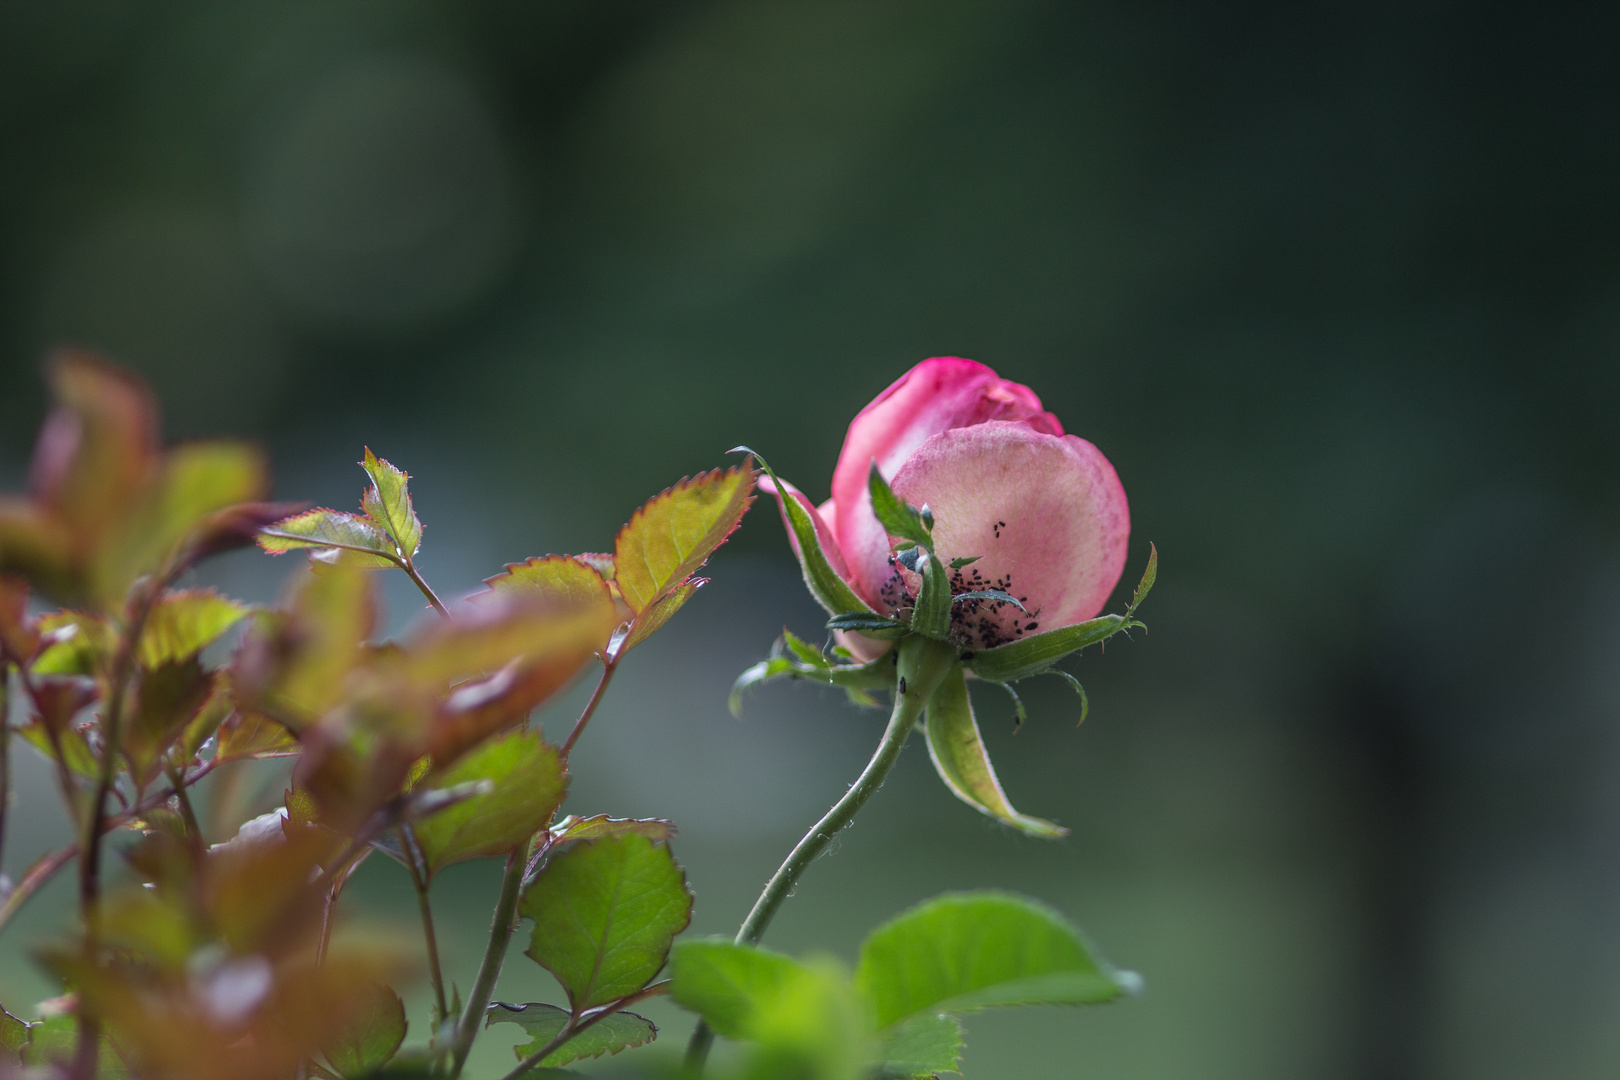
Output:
[
  {"xmin": 178, "ymin": 682, "xmax": 233, "ymax": 761},
  {"xmin": 30, "ymin": 611, "xmax": 113, "ymax": 675},
  {"xmin": 550, "ymin": 815, "xmax": 676, "ymax": 845},
  {"xmin": 1127, "ymin": 541, "xmax": 1158, "ymax": 616},
  {"xmin": 216, "ymin": 710, "xmax": 300, "ymax": 760},
  {"xmin": 485, "ymin": 1003, "xmax": 656, "ymax": 1067},
  {"xmin": 521, "ymin": 835, "xmax": 693, "ymax": 1011},
  {"xmin": 964, "ymin": 614, "xmax": 1128, "ymax": 683},
  {"xmin": 360, "ymin": 449, "xmax": 423, "ymax": 561},
  {"xmin": 321, "ymin": 982, "xmax": 407, "ymax": 1079},
  {"xmin": 923, "ymin": 666, "xmax": 1065, "ymax": 838},
  {"xmin": 138, "ymin": 589, "xmax": 249, "ymax": 668},
  {"xmin": 411, "ymin": 730, "xmax": 566, "ymax": 878},
  {"xmin": 125, "ymin": 660, "xmax": 213, "ymax": 786},
  {"xmin": 741, "ymin": 448, "xmax": 875, "ymax": 620},
  {"xmin": 868, "ymin": 1013, "xmax": 964, "ymax": 1079},
  {"xmin": 258, "ymin": 509, "xmax": 397, "ymax": 569},
  {"xmin": 854, "ymin": 892, "xmax": 1139, "ymax": 1029},
  {"xmin": 232, "ymin": 566, "xmax": 376, "ymax": 724},
  {"xmin": 668, "ymin": 938, "xmax": 808, "ymax": 1040},
  {"xmin": 0, "ymin": 1003, "xmax": 28, "ymax": 1060},
  {"xmin": 21, "ymin": 717, "xmax": 99, "ymax": 779},
  {"xmin": 483, "ymin": 556, "xmax": 617, "ymax": 654},
  {"xmin": 39, "ymin": 353, "xmax": 159, "ymax": 545},
  {"xmin": 867, "ymin": 463, "xmax": 932, "ymax": 549},
  {"xmin": 616, "ymin": 579, "xmax": 699, "ymax": 657},
  {"xmin": 613, "ymin": 463, "xmax": 754, "ymax": 615}
]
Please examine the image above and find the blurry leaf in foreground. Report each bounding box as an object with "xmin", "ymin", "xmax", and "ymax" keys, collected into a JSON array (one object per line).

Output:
[
  {"xmin": 867, "ymin": 1013, "xmax": 963, "ymax": 1078},
  {"xmin": 522, "ymin": 836, "xmax": 692, "ymax": 1011},
  {"xmin": 411, "ymin": 730, "xmax": 566, "ymax": 877},
  {"xmin": 669, "ymin": 938, "xmax": 807, "ymax": 1040},
  {"xmin": 138, "ymin": 588, "xmax": 248, "ymax": 668},
  {"xmin": 482, "ymin": 556, "xmax": 618, "ymax": 654},
  {"xmin": 853, "ymin": 892, "xmax": 1138, "ymax": 1029},
  {"xmin": 486, "ymin": 1002, "xmax": 656, "ymax": 1067}
]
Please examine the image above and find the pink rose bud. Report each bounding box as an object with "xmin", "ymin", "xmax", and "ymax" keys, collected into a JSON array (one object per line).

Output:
[{"xmin": 775, "ymin": 357, "xmax": 1128, "ymax": 658}]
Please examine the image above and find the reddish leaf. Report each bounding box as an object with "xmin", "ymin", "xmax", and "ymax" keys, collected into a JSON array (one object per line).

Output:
[{"xmin": 613, "ymin": 464, "xmax": 754, "ymax": 616}]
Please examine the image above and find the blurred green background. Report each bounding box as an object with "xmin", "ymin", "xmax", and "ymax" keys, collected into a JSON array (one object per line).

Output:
[{"xmin": 4, "ymin": 3, "xmax": 1620, "ymax": 1077}]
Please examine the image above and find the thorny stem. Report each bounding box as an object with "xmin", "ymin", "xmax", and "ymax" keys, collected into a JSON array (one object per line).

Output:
[
  {"xmin": 683, "ymin": 635, "xmax": 956, "ymax": 1074},
  {"xmin": 561, "ymin": 659, "xmax": 615, "ymax": 758},
  {"xmin": 450, "ymin": 846, "xmax": 527, "ymax": 1077},
  {"xmin": 498, "ymin": 981, "xmax": 671, "ymax": 1080},
  {"xmin": 400, "ymin": 825, "xmax": 450, "ymax": 1028}
]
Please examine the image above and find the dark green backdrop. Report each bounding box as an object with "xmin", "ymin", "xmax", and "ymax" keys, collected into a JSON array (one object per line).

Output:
[{"xmin": 3, "ymin": 4, "xmax": 1618, "ymax": 1078}]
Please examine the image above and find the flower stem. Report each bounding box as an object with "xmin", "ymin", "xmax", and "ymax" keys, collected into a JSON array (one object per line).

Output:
[
  {"xmin": 683, "ymin": 635, "xmax": 956, "ymax": 1073},
  {"xmin": 450, "ymin": 845, "xmax": 527, "ymax": 1077}
]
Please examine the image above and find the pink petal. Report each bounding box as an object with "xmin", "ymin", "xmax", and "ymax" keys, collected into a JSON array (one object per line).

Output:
[
  {"xmin": 890, "ymin": 421, "xmax": 1129, "ymax": 649},
  {"xmin": 829, "ymin": 357, "xmax": 1062, "ymax": 606}
]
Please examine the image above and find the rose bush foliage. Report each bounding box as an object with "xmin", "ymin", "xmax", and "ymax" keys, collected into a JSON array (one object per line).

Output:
[{"xmin": 0, "ymin": 353, "xmax": 1152, "ymax": 1080}]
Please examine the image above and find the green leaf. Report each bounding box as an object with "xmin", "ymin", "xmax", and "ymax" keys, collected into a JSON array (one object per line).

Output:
[
  {"xmin": 669, "ymin": 938, "xmax": 808, "ymax": 1040},
  {"xmin": 737, "ymin": 958, "xmax": 865, "ymax": 1080},
  {"xmin": 922, "ymin": 665, "xmax": 1064, "ymax": 838},
  {"xmin": 138, "ymin": 588, "xmax": 248, "ymax": 668},
  {"xmin": 483, "ymin": 556, "xmax": 617, "ymax": 654},
  {"xmin": 964, "ymin": 614, "xmax": 1128, "ymax": 683},
  {"xmin": 521, "ymin": 835, "xmax": 693, "ymax": 1011},
  {"xmin": 867, "ymin": 464, "xmax": 932, "ymax": 549},
  {"xmin": 738, "ymin": 448, "xmax": 874, "ymax": 619},
  {"xmin": 854, "ymin": 892, "xmax": 1137, "ymax": 1028},
  {"xmin": 1127, "ymin": 541, "xmax": 1157, "ymax": 616},
  {"xmin": 19, "ymin": 1014, "xmax": 130, "ymax": 1077},
  {"xmin": 869, "ymin": 1013, "xmax": 963, "ymax": 1078},
  {"xmin": 257, "ymin": 509, "xmax": 398, "ymax": 569},
  {"xmin": 360, "ymin": 449, "xmax": 423, "ymax": 560},
  {"xmin": 485, "ymin": 1002, "xmax": 656, "ymax": 1067},
  {"xmin": 551, "ymin": 815, "xmax": 676, "ymax": 845},
  {"xmin": 617, "ymin": 579, "xmax": 699, "ymax": 656},
  {"xmin": 321, "ymin": 982, "xmax": 406, "ymax": 1079},
  {"xmin": 411, "ymin": 731, "xmax": 566, "ymax": 877},
  {"xmin": 614, "ymin": 463, "xmax": 754, "ymax": 615},
  {"xmin": 21, "ymin": 717, "xmax": 99, "ymax": 779},
  {"xmin": 125, "ymin": 659, "xmax": 213, "ymax": 785},
  {"xmin": 909, "ymin": 550, "xmax": 952, "ymax": 640},
  {"xmin": 0, "ymin": 1004, "xmax": 27, "ymax": 1060}
]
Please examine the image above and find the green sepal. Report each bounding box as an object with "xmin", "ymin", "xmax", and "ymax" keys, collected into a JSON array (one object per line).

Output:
[
  {"xmin": 735, "ymin": 447, "xmax": 874, "ymax": 619},
  {"xmin": 1045, "ymin": 668, "xmax": 1089, "ymax": 725},
  {"xmin": 923, "ymin": 665, "xmax": 1064, "ymax": 838},
  {"xmin": 989, "ymin": 680, "xmax": 1027, "ymax": 729},
  {"xmin": 825, "ymin": 612, "xmax": 909, "ymax": 638},
  {"xmin": 909, "ymin": 550, "xmax": 952, "ymax": 640},
  {"xmin": 729, "ymin": 633, "xmax": 893, "ymax": 718},
  {"xmin": 965, "ymin": 614, "xmax": 1130, "ymax": 683},
  {"xmin": 1126, "ymin": 542, "xmax": 1157, "ymax": 616},
  {"xmin": 867, "ymin": 463, "xmax": 932, "ymax": 549}
]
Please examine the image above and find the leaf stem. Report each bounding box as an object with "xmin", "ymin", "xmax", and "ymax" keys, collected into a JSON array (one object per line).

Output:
[
  {"xmin": 402, "ymin": 559, "xmax": 449, "ymax": 619},
  {"xmin": 560, "ymin": 660, "xmax": 615, "ymax": 759},
  {"xmin": 498, "ymin": 982, "xmax": 670, "ymax": 1080},
  {"xmin": 449, "ymin": 845, "xmax": 527, "ymax": 1077},
  {"xmin": 683, "ymin": 635, "xmax": 956, "ymax": 1073},
  {"xmin": 400, "ymin": 825, "xmax": 450, "ymax": 1027}
]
